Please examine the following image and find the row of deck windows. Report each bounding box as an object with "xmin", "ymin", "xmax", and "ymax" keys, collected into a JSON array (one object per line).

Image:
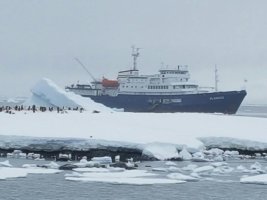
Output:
[
  {"xmin": 161, "ymin": 71, "xmax": 187, "ymax": 75},
  {"xmin": 122, "ymin": 85, "xmax": 144, "ymax": 88},
  {"xmin": 148, "ymin": 85, "xmax": 169, "ymax": 89},
  {"xmin": 173, "ymin": 85, "xmax": 197, "ymax": 89},
  {"xmin": 121, "ymin": 85, "xmax": 196, "ymax": 90}
]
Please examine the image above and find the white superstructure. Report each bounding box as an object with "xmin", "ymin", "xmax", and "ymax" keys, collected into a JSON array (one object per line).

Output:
[{"xmin": 117, "ymin": 65, "xmax": 211, "ymax": 95}]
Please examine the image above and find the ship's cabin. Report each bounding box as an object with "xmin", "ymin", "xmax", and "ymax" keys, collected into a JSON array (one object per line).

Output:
[{"xmin": 159, "ymin": 65, "xmax": 188, "ymax": 75}]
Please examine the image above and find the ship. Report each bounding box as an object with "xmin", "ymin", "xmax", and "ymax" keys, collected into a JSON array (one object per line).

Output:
[{"xmin": 66, "ymin": 47, "xmax": 246, "ymax": 114}]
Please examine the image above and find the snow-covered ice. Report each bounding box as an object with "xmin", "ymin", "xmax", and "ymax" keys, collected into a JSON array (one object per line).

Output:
[
  {"xmin": 142, "ymin": 143, "xmax": 180, "ymax": 160},
  {"xmin": 240, "ymin": 174, "xmax": 267, "ymax": 185},
  {"xmin": 0, "ymin": 167, "xmax": 62, "ymax": 180},
  {"xmin": 73, "ymin": 168, "xmax": 110, "ymax": 173},
  {"xmin": 0, "ymin": 160, "xmax": 12, "ymax": 167},
  {"xmin": 165, "ymin": 161, "xmax": 177, "ymax": 166},
  {"xmin": 65, "ymin": 169, "xmax": 184, "ymax": 185},
  {"xmin": 0, "ymin": 168, "xmax": 28, "ymax": 180},
  {"xmin": 167, "ymin": 173, "xmax": 199, "ymax": 182},
  {"xmin": 193, "ymin": 165, "xmax": 215, "ymax": 173},
  {"xmin": 66, "ymin": 176, "xmax": 185, "ymax": 185},
  {"xmin": 182, "ymin": 164, "xmax": 198, "ymax": 171}
]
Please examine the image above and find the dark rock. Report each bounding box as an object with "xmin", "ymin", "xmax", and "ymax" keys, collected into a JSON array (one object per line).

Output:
[
  {"xmin": 140, "ymin": 154, "xmax": 159, "ymax": 161},
  {"xmin": 59, "ymin": 164, "xmax": 78, "ymax": 170},
  {"xmin": 110, "ymin": 162, "xmax": 137, "ymax": 170}
]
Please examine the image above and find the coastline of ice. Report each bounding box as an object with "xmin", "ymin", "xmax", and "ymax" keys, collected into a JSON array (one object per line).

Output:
[
  {"xmin": 2, "ymin": 111, "xmax": 267, "ymax": 160},
  {"xmin": 1, "ymin": 78, "xmax": 267, "ymax": 160}
]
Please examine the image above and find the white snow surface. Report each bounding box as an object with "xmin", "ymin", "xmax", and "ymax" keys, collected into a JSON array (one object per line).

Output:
[
  {"xmin": 1, "ymin": 110, "xmax": 267, "ymax": 160},
  {"xmin": 24, "ymin": 78, "xmax": 112, "ymax": 112}
]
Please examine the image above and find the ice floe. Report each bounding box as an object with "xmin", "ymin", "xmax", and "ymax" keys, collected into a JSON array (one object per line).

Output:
[
  {"xmin": 0, "ymin": 168, "xmax": 28, "ymax": 180},
  {"xmin": 193, "ymin": 165, "xmax": 215, "ymax": 174},
  {"xmin": 65, "ymin": 169, "xmax": 184, "ymax": 185},
  {"xmin": 0, "ymin": 160, "xmax": 12, "ymax": 167},
  {"xmin": 0, "ymin": 167, "xmax": 62, "ymax": 180},
  {"xmin": 167, "ymin": 173, "xmax": 199, "ymax": 182},
  {"xmin": 152, "ymin": 166, "xmax": 181, "ymax": 173},
  {"xmin": 73, "ymin": 167, "xmax": 110, "ymax": 173},
  {"xmin": 165, "ymin": 161, "xmax": 177, "ymax": 166},
  {"xmin": 181, "ymin": 164, "xmax": 198, "ymax": 171},
  {"xmin": 240, "ymin": 174, "xmax": 267, "ymax": 185},
  {"xmin": 66, "ymin": 176, "xmax": 185, "ymax": 185}
]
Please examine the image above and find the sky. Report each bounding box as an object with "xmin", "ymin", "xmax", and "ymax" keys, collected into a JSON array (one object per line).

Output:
[{"xmin": 0, "ymin": 0, "xmax": 266, "ymax": 104}]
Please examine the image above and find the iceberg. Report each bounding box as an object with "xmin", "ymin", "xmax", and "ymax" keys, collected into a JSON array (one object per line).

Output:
[
  {"xmin": 142, "ymin": 143, "xmax": 180, "ymax": 160},
  {"xmin": 24, "ymin": 78, "xmax": 113, "ymax": 112}
]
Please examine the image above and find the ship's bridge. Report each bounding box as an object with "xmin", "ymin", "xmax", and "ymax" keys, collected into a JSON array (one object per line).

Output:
[
  {"xmin": 159, "ymin": 65, "xmax": 189, "ymax": 75},
  {"xmin": 118, "ymin": 69, "xmax": 139, "ymax": 77}
]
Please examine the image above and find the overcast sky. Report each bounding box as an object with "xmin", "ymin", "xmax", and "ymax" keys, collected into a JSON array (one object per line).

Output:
[{"xmin": 0, "ymin": 0, "xmax": 267, "ymax": 104}]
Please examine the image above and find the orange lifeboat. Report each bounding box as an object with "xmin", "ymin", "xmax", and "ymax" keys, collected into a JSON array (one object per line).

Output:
[{"xmin": 102, "ymin": 78, "xmax": 119, "ymax": 87}]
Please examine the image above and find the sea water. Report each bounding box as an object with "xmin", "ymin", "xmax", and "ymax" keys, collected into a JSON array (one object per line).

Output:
[{"xmin": 0, "ymin": 158, "xmax": 267, "ymax": 200}]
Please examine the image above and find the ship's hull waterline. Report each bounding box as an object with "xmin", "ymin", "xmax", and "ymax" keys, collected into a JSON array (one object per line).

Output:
[{"xmin": 80, "ymin": 90, "xmax": 247, "ymax": 114}]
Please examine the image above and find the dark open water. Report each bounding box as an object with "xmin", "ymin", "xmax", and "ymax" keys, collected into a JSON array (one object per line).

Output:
[{"xmin": 1, "ymin": 105, "xmax": 267, "ymax": 200}]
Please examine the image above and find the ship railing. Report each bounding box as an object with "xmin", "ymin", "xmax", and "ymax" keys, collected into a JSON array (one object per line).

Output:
[{"xmin": 118, "ymin": 91, "xmax": 199, "ymax": 95}]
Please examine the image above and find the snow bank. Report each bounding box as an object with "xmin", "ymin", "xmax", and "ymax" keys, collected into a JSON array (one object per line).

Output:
[{"xmin": 24, "ymin": 78, "xmax": 112, "ymax": 112}]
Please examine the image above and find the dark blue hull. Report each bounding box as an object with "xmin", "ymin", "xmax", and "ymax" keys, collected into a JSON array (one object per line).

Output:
[{"xmin": 84, "ymin": 90, "xmax": 247, "ymax": 114}]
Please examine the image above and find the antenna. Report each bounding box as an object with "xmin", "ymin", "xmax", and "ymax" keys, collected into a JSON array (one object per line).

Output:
[
  {"xmin": 131, "ymin": 46, "xmax": 140, "ymax": 70},
  {"xmin": 74, "ymin": 58, "xmax": 97, "ymax": 82},
  {"xmin": 215, "ymin": 64, "xmax": 219, "ymax": 92}
]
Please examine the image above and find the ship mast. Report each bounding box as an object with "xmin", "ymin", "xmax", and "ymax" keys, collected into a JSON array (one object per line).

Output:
[
  {"xmin": 131, "ymin": 46, "xmax": 140, "ymax": 70},
  {"xmin": 215, "ymin": 64, "xmax": 219, "ymax": 92}
]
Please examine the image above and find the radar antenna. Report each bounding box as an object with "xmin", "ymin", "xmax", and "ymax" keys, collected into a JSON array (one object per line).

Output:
[
  {"xmin": 74, "ymin": 58, "xmax": 97, "ymax": 82},
  {"xmin": 131, "ymin": 46, "xmax": 140, "ymax": 70}
]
